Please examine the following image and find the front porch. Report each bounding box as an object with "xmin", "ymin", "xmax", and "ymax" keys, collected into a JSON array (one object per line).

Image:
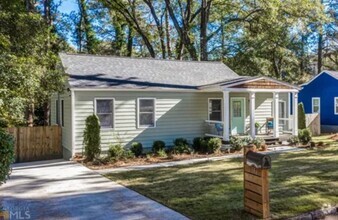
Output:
[{"xmin": 202, "ymin": 77, "xmax": 300, "ymax": 141}]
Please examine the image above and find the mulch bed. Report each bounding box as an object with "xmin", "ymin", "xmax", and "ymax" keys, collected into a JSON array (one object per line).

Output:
[{"xmin": 74, "ymin": 147, "xmax": 275, "ymax": 170}]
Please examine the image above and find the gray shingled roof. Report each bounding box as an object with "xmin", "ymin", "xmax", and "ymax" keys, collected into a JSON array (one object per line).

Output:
[{"xmin": 59, "ymin": 53, "xmax": 240, "ymax": 90}]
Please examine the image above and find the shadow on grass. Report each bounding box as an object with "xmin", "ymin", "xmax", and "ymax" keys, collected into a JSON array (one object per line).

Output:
[{"xmin": 106, "ymin": 146, "xmax": 338, "ymax": 219}]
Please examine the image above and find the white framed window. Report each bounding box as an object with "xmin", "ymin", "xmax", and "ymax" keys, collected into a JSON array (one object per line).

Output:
[
  {"xmin": 312, "ymin": 97, "xmax": 320, "ymax": 113},
  {"xmin": 279, "ymin": 101, "xmax": 286, "ymax": 119},
  {"xmin": 335, "ymin": 97, "xmax": 338, "ymax": 115},
  {"xmin": 208, "ymin": 98, "xmax": 222, "ymax": 121},
  {"xmin": 137, "ymin": 98, "xmax": 156, "ymax": 128},
  {"xmin": 61, "ymin": 100, "xmax": 64, "ymax": 127},
  {"xmin": 94, "ymin": 98, "xmax": 115, "ymax": 128}
]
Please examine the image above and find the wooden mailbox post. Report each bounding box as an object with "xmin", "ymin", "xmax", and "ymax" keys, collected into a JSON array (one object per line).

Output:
[{"xmin": 244, "ymin": 146, "xmax": 271, "ymax": 219}]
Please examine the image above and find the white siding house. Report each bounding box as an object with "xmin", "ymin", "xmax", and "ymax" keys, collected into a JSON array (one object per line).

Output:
[{"xmin": 52, "ymin": 53, "xmax": 300, "ymax": 159}]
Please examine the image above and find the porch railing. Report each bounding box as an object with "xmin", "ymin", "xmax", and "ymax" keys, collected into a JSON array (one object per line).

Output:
[{"xmin": 205, "ymin": 120, "xmax": 224, "ymax": 138}]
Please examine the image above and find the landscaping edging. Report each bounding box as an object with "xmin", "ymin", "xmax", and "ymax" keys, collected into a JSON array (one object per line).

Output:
[
  {"xmin": 95, "ymin": 146, "xmax": 303, "ymax": 174},
  {"xmin": 288, "ymin": 206, "xmax": 338, "ymax": 220}
]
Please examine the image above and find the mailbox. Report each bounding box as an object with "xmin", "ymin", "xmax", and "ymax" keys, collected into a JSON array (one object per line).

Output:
[{"xmin": 246, "ymin": 151, "xmax": 271, "ymax": 169}]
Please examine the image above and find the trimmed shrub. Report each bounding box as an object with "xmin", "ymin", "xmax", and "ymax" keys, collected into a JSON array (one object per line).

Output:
[
  {"xmin": 192, "ymin": 137, "xmax": 203, "ymax": 152},
  {"xmin": 252, "ymin": 137, "xmax": 265, "ymax": 149},
  {"xmin": 207, "ymin": 138, "xmax": 222, "ymax": 153},
  {"xmin": 157, "ymin": 149, "xmax": 167, "ymax": 157},
  {"xmin": 173, "ymin": 138, "xmax": 188, "ymax": 146},
  {"xmin": 108, "ymin": 144, "xmax": 124, "ymax": 159},
  {"xmin": 193, "ymin": 137, "xmax": 210, "ymax": 153},
  {"xmin": 298, "ymin": 103, "xmax": 306, "ymax": 129},
  {"xmin": 152, "ymin": 140, "xmax": 165, "ymax": 153},
  {"xmin": 123, "ymin": 150, "xmax": 135, "ymax": 159},
  {"xmin": 173, "ymin": 144, "xmax": 191, "ymax": 154},
  {"xmin": 173, "ymin": 138, "xmax": 191, "ymax": 154},
  {"xmin": 0, "ymin": 129, "xmax": 15, "ymax": 185},
  {"xmin": 229, "ymin": 136, "xmax": 245, "ymax": 151},
  {"xmin": 0, "ymin": 118, "xmax": 9, "ymax": 128},
  {"xmin": 299, "ymin": 128, "xmax": 312, "ymax": 144},
  {"xmin": 288, "ymin": 135, "xmax": 299, "ymax": 145},
  {"xmin": 130, "ymin": 142, "xmax": 143, "ymax": 157},
  {"xmin": 83, "ymin": 115, "xmax": 101, "ymax": 161}
]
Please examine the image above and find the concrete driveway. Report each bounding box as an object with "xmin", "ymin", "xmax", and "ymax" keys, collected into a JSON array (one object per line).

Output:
[{"xmin": 0, "ymin": 160, "xmax": 188, "ymax": 220}]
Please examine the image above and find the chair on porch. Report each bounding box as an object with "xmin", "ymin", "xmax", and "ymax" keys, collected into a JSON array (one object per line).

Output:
[
  {"xmin": 215, "ymin": 123, "xmax": 223, "ymax": 136},
  {"xmin": 266, "ymin": 117, "xmax": 273, "ymax": 134}
]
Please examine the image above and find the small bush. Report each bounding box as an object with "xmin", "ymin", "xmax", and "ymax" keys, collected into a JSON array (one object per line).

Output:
[
  {"xmin": 123, "ymin": 150, "xmax": 135, "ymax": 159},
  {"xmin": 0, "ymin": 129, "xmax": 15, "ymax": 185},
  {"xmin": 0, "ymin": 118, "xmax": 9, "ymax": 128},
  {"xmin": 229, "ymin": 136, "xmax": 245, "ymax": 151},
  {"xmin": 298, "ymin": 103, "xmax": 306, "ymax": 129},
  {"xmin": 192, "ymin": 137, "xmax": 203, "ymax": 152},
  {"xmin": 192, "ymin": 137, "xmax": 211, "ymax": 153},
  {"xmin": 207, "ymin": 138, "xmax": 222, "ymax": 153},
  {"xmin": 299, "ymin": 128, "xmax": 312, "ymax": 144},
  {"xmin": 173, "ymin": 144, "xmax": 192, "ymax": 154},
  {"xmin": 173, "ymin": 138, "xmax": 191, "ymax": 154},
  {"xmin": 173, "ymin": 138, "xmax": 188, "ymax": 146},
  {"xmin": 108, "ymin": 144, "xmax": 124, "ymax": 159},
  {"xmin": 108, "ymin": 144, "xmax": 135, "ymax": 160},
  {"xmin": 156, "ymin": 149, "xmax": 167, "ymax": 157},
  {"xmin": 288, "ymin": 135, "xmax": 299, "ymax": 145},
  {"xmin": 83, "ymin": 115, "xmax": 101, "ymax": 161},
  {"xmin": 242, "ymin": 136, "xmax": 253, "ymax": 146},
  {"xmin": 130, "ymin": 142, "xmax": 143, "ymax": 157},
  {"xmin": 252, "ymin": 137, "xmax": 265, "ymax": 148},
  {"xmin": 152, "ymin": 140, "xmax": 165, "ymax": 153}
]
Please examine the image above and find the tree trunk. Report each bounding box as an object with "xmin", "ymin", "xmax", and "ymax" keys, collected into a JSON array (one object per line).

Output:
[
  {"xmin": 200, "ymin": 0, "xmax": 208, "ymax": 61},
  {"xmin": 143, "ymin": 0, "xmax": 166, "ymax": 58},
  {"xmin": 165, "ymin": 9, "xmax": 172, "ymax": 58},
  {"xmin": 127, "ymin": 26, "xmax": 133, "ymax": 57},
  {"xmin": 317, "ymin": 33, "xmax": 323, "ymax": 74}
]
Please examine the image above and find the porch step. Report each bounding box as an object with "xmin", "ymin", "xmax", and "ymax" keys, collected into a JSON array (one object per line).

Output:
[{"xmin": 264, "ymin": 137, "xmax": 280, "ymax": 145}]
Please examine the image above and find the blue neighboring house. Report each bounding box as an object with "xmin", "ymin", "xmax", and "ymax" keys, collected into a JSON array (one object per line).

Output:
[{"xmin": 299, "ymin": 70, "xmax": 338, "ymax": 133}]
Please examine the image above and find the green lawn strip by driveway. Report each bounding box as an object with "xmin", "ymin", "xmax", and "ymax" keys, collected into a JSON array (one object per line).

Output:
[{"xmin": 105, "ymin": 140, "xmax": 338, "ymax": 219}]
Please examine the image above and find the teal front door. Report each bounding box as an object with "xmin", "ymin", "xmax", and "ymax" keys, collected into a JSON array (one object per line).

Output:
[{"xmin": 231, "ymin": 97, "xmax": 245, "ymax": 135}]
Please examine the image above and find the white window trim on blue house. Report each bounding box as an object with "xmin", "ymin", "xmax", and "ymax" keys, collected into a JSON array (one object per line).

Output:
[
  {"xmin": 312, "ymin": 97, "xmax": 320, "ymax": 113},
  {"xmin": 335, "ymin": 97, "xmax": 338, "ymax": 115}
]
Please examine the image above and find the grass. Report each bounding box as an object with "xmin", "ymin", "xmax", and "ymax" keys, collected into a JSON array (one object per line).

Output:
[{"xmin": 106, "ymin": 136, "xmax": 338, "ymax": 219}]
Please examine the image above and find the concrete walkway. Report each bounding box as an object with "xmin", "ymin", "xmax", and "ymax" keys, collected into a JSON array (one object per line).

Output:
[
  {"xmin": 0, "ymin": 160, "xmax": 188, "ymax": 220},
  {"xmin": 97, "ymin": 146, "xmax": 304, "ymax": 174}
]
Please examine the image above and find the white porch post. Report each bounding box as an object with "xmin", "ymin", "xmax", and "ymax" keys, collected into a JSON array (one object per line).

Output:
[
  {"xmin": 223, "ymin": 91, "xmax": 230, "ymax": 141},
  {"xmin": 273, "ymin": 92, "xmax": 280, "ymax": 138},
  {"xmin": 249, "ymin": 92, "xmax": 256, "ymax": 139},
  {"xmin": 292, "ymin": 92, "xmax": 298, "ymax": 136}
]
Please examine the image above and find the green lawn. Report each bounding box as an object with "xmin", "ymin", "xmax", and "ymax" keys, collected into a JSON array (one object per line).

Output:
[{"xmin": 106, "ymin": 136, "xmax": 338, "ymax": 219}]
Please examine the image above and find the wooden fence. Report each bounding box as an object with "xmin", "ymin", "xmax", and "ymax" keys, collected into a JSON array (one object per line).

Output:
[{"xmin": 6, "ymin": 125, "xmax": 62, "ymax": 163}]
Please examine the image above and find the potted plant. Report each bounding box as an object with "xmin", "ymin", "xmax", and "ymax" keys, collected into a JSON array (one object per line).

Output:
[{"xmin": 255, "ymin": 122, "xmax": 260, "ymax": 134}]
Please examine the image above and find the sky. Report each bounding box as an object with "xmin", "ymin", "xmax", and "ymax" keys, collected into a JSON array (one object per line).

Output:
[{"xmin": 59, "ymin": 0, "xmax": 78, "ymax": 14}]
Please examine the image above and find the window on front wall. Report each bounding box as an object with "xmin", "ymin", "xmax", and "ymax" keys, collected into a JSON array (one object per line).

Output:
[
  {"xmin": 335, "ymin": 98, "xmax": 338, "ymax": 115},
  {"xmin": 208, "ymin": 99, "xmax": 222, "ymax": 121},
  {"xmin": 312, "ymin": 97, "xmax": 320, "ymax": 113},
  {"xmin": 138, "ymin": 98, "xmax": 155, "ymax": 128},
  {"xmin": 95, "ymin": 99, "xmax": 114, "ymax": 128}
]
